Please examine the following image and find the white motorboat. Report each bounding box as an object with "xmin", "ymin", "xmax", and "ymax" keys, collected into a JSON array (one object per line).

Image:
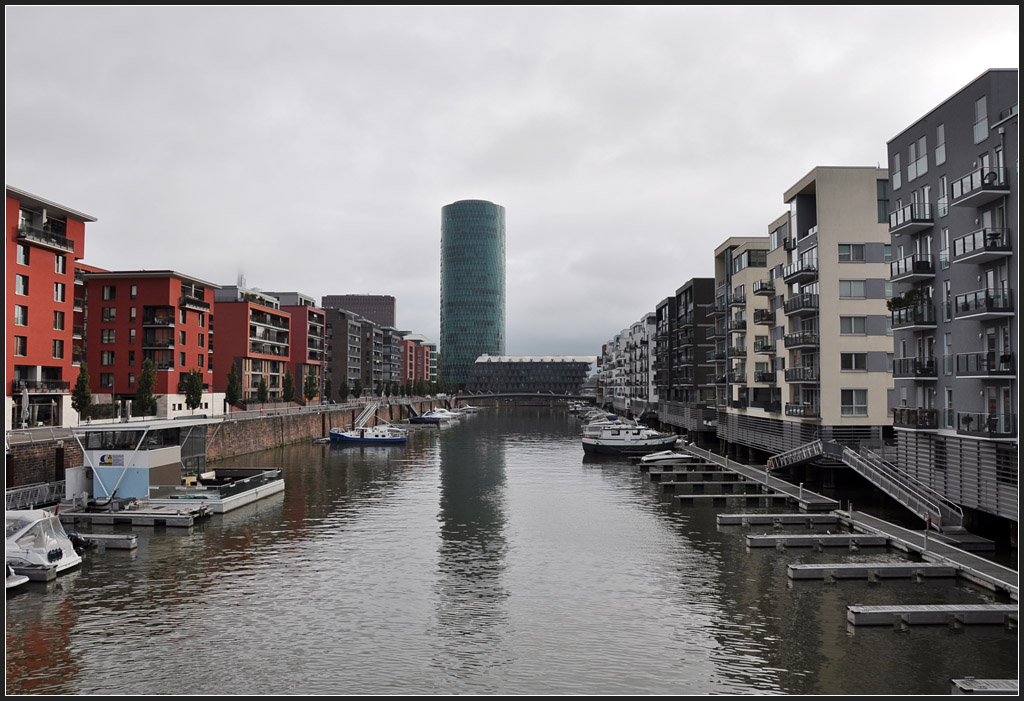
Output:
[
  {"xmin": 5, "ymin": 509, "xmax": 83, "ymax": 575},
  {"xmin": 581, "ymin": 424, "xmax": 679, "ymax": 455},
  {"xmin": 329, "ymin": 425, "xmax": 408, "ymax": 445},
  {"xmin": 6, "ymin": 564, "xmax": 30, "ymax": 592},
  {"xmin": 638, "ymin": 450, "xmax": 701, "ymax": 466}
]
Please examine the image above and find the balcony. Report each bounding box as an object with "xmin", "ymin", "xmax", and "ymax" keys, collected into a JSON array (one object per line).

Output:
[
  {"xmin": 785, "ymin": 403, "xmax": 820, "ymax": 418},
  {"xmin": 11, "ymin": 379, "xmax": 71, "ymax": 394},
  {"xmin": 953, "ymin": 288, "xmax": 1014, "ymax": 320},
  {"xmin": 142, "ymin": 315, "xmax": 175, "ymax": 327},
  {"xmin": 783, "ymin": 236, "xmax": 796, "ymax": 251},
  {"xmin": 956, "ymin": 411, "xmax": 1016, "ymax": 439},
  {"xmin": 72, "ymin": 325, "xmax": 84, "ymax": 340},
  {"xmin": 951, "ymin": 228, "xmax": 1013, "ymax": 265},
  {"xmin": 729, "ymin": 346, "xmax": 747, "ymax": 357},
  {"xmin": 951, "ymin": 167, "xmax": 1011, "ymax": 208},
  {"xmin": 17, "ymin": 225, "xmax": 75, "ymax": 253},
  {"xmin": 754, "ymin": 370, "xmax": 776, "ymax": 384},
  {"xmin": 782, "ymin": 259, "xmax": 818, "ymax": 284},
  {"xmin": 783, "ymin": 331, "xmax": 819, "ymax": 349},
  {"xmin": 728, "ymin": 372, "xmax": 746, "ymax": 384},
  {"xmin": 892, "ymin": 407, "xmax": 939, "ymax": 430},
  {"xmin": 727, "ymin": 319, "xmax": 746, "ymax": 332},
  {"xmin": 142, "ymin": 338, "xmax": 175, "ymax": 350},
  {"xmin": 181, "ymin": 295, "xmax": 211, "ymax": 312},
  {"xmin": 784, "ymin": 367, "xmax": 819, "ymax": 383},
  {"xmin": 892, "ymin": 356, "xmax": 937, "ymax": 379},
  {"xmin": 891, "ymin": 303, "xmax": 936, "ymax": 330},
  {"xmin": 728, "ymin": 291, "xmax": 746, "ymax": 307},
  {"xmin": 890, "ymin": 253, "xmax": 935, "ymax": 282},
  {"xmin": 753, "ymin": 339, "xmax": 775, "ymax": 355},
  {"xmin": 753, "ymin": 279, "xmax": 774, "ymax": 296},
  {"xmin": 753, "ymin": 308, "xmax": 776, "ymax": 326},
  {"xmin": 783, "ymin": 293, "xmax": 818, "ymax": 316},
  {"xmin": 955, "ymin": 352, "xmax": 1016, "ymax": 379},
  {"xmin": 751, "ymin": 400, "xmax": 782, "ymax": 413},
  {"xmin": 888, "ymin": 202, "xmax": 933, "ymax": 235},
  {"xmin": 73, "ymin": 298, "xmax": 84, "ymax": 312}
]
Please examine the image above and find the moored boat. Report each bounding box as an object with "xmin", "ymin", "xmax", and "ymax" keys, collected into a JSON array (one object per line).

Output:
[
  {"xmin": 581, "ymin": 424, "xmax": 679, "ymax": 455},
  {"xmin": 5, "ymin": 509, "xmax": 83, "ymax": 575},
  {"xmin": 329, "ymin": 425, "xmax": 407, "ymax": 444}
]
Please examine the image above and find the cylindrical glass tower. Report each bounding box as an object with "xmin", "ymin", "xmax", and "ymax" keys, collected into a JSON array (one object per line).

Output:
[{"xmin": 440, "ymin": 199, "xmax": 506, "ymax": 388}]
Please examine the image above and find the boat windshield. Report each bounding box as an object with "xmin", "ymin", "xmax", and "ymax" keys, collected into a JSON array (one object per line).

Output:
[{"xmin": 8, "ymin": 516, "xmax": 65, "ymax": 550}]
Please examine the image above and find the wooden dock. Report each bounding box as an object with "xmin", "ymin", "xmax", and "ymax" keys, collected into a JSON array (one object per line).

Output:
[
  {"xmin": 58, "ymin": 503, "xmax": 211, "ymax": 528},
  {"xmin": 746, "ymin": 534, "xmax": 888, "ymax": 548},
  {"xmin": 847, "ymin": 604, "xmax": 1017, "ymax": 626},
  {"xmin": 788, "ymin": 562, "xmax": 957, "ymax": 580},
  {"xmin": 717, "ymin": 513, "xmax": 840, "ymax": 527}
]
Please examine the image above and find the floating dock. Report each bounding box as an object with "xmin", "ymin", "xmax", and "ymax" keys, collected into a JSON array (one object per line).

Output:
[
  {"xmin": 8, "ymin": 564, "xmax": 57, "ymax": 582},
  {"xmin": 674, "ymin": 494, "xmax": 790, "ymax": 507},
  {"xmin": 951, "ymin": 679, "xmax": 1019, "ymax": 695},
  {"xmin": 847, "ymin": 604, "xmax": 1017, "ymax": 626},
  {"xmin": 58, "ymin": 503, "xmax": 211, "ymax": 528},
  {"xmin": 80, "ymin": 532, "xmax": 139, "ymax": 550},
  {"xmin": 717, "ymin": 513, "xmax": 840, "ymax": 527},
  {"xmin": 746, "ymin": 534, "xmax": 888, "ymax": 548},
  {"xmin": 788, "ymin": 563, "xmax": 957, "ymax": 580}
]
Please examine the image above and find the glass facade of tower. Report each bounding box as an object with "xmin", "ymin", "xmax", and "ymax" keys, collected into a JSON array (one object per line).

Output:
[{"xmin": 440, "ymin": 200, "xmax": 506, "ymax": 387}]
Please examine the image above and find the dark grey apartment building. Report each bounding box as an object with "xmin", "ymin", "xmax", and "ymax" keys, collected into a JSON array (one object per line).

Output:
[
  {"xmin": 321, "ymin": 295, "xmax": 396, "ymax": 328},
  {"xmin": 887, "ymin": 69, "xmax": 1017, "ymax": 533}
]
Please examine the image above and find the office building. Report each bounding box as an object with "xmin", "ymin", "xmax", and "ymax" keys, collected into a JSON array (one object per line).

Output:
[
  {"xmin": 465, "ymin": 355, "xmax": 594, "ymax": 395},
  {"xmin": 321, "ymin": 295, "xmax": 396, "ymax": 327}
]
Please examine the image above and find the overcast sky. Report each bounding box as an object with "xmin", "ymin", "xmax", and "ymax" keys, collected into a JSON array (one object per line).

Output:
[{"xmin": 6, "ymin": 6, "xmax": 1019, "ymax": 356}]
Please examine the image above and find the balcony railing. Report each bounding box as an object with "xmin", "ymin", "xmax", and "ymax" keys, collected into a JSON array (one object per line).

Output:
[
  {"xmin": 890, "ymin": 253, "xmax": 935, "ymax": 281},
  {"xmin": 784, "ymin": 331, "xmax": 819, "ymax": 349},
  {"xmin": 784, "ymin": 367, "xmax": 819, "ymax": 383},
  {"xmin": 783, "ymin": 293, "xmax": 818, "ymax": 316},
  {"xmin": 751, "ymin": 400, "xmax": 781, "ymax": 413},
  {"xmin": 728, "ymin": 291, "xmax": 746, "ymax": 307},
  {"xmin": 753, "ymin": 308, "xmax": 776, "ymax": 325},
  {"xmin": 754, "ymin": 370, "xmax": 776, "ymax": 383},
  {"xmin": 953, "ymin": 288, "xmax": 1014, "ymax": 319},
  {"xmin": 952, "ymin": 228, "xmax": 1013, "ymax": 264},
  {"xmin": 181, "ymin": 295, "xmax": 211, "ymax": 311},
  {"xmin": 891, "ymin": 303, "xmax": 936, "ymax": 329},
  {"xmin": 956, "ymin": 411, "xmax": 1016, "ymax": 439},
  {"xmin": 727, "ymin": 319, "xmax": 746, "ymax": 332},
  {"xmin": 782, "ymin": 259, "xmax": 818, "ymax": 283},
  {"xmin": 18, "ymin": 225, "xmax": 75, "ymax": 253},
  {"xmin": 753, "ymin": 339, "xmax": 775, "ymax": 354},
  {"xmin": 142, "ymin": 316, "xmax": 175, "ymax": 326},
  {"xmin": 11, "ymin": 379, "xmax": 71, "ymax": 394},
  {"xmin": 785, "ymin": 403, "xmax": 820, "ymax": 418},
  {"xmin": 892, "ymin": 407, "xmax": 939, "ymax": 430},
  {"xmin": 753, "ymin": 279, "xmax": 774, "ymax": 296},
  {"xmin": 730, "ymin": 346, "xmax": 747, "ymax": 357},
  {"xmin": 893, "ymin": 357, "xmax": 937, "ymax": 378},
  {"xmin": 888, "ymin": 202, "xmax": 933, "ymax": 233},
  {"xmin": 951, "ymin": 167, "xmax": 1010, "ymax": 207},
  {"xmin": 955, "ymin": 352, "xmax": 1016, "ymax": 378}
]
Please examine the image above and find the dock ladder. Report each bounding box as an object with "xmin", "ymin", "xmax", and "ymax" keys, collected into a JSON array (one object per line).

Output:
[{"xmin": 353, "ymin": 402, "xmax": 380, "ymax": 428}]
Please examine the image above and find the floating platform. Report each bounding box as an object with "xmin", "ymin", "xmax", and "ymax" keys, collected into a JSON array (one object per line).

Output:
[
  {"xmin": 674, "ymin": 494, "xmax": 790, "ymax": 507},
  {"xmin": 951, "ymin": 679, "xmax": 1019, "ymax": 695},
  {"xmin": 746, "ymin": 534, "xmax": 888, "ymax": 548},
  {"xmin": 718, "ymin": 513, "xmax": 840, "ymax": 527},
  {"xmin": 58, "ymin": 503, "xmax": 211, "ymax": 528},
  {"xmin": 79, "ymin": 532, "xmax": 139, "ymax": 550},
  {"xmin": 648, "ymin": 470, "xmax": 743, "ymax": 483},
  {"xmin": 788, "ymin": 563, "xmax": 957, "ymax": 580},
  {"xmin": 8, "ymin": 564, "xmax": 57, "ymax": 582},
  {"xmin": 847, "ymin": 604, "xmax": 1018, "ymax": 626},
  {"xmin": 665, "ymin": 482, "xmax": 766, "ymax": 495}
]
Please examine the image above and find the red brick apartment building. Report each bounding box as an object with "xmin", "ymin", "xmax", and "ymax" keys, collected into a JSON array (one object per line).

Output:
[
  {"xmin": 82, "ymin": 270, "xmax": 220, "ymax": 417},
  {"xmin": 270, "ymin": 291, "xmax": 326, "ymax": 402},
  {"xmin": 7, "ymin": 186, "xmax": 96, "ymax": 430},
  {"xmin": 212, "ymin": 286, "xmax": 292, "ymax": 403}
]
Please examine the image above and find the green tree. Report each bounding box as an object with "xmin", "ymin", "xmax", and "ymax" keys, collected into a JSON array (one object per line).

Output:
[
  {"xmin": 71, "ymin": 362, "xmax": 92, "ymax": 423},
  {"xmin": 282, "ymin": 370, "xmax": 295, "ymax": 403},
  {"xmin": 184, "ymin": 369, "xmax": 204, "ymax": 413},
  {"xmin": 324, "ymin": 377, "xmax": 333, "ymax": 403},
  {"xmin": 337, "ymin": 379, "xmax": 349, "ymax": 402},
  {"xmin": 257, "ymin": 377, "xmax": 269, "ymax": 403},
  {"xmin": 352, "ymin": 379, "xmax": 363, "ymax": 399},
  {"xmin": 304, "ymin": 367, "xmax": 318, "ymax": 402},
  {"xmin": 226, "ymin": 360, "xmax": 241, "ymax": 406},
  {"xmin": 136, "ymin": 357, "xmax": 157, "ymax": 416}
]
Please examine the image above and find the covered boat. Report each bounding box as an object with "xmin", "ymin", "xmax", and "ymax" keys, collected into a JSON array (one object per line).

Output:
[
  {"xmin": 5, "ymin": 509, "xmax": 83, "ymax": 575},
  {"xmin": 581, "ymin": 424, "xmax": 679, "ymax": 455},
  {"xmin": 329, "ymin": 425, "xmax": 407, "ymax": 444}
]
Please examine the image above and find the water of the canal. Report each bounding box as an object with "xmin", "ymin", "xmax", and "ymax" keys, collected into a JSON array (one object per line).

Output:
[{"xmin": 5, "ymin": 407, "xmax": 1017, "ymax": 695}]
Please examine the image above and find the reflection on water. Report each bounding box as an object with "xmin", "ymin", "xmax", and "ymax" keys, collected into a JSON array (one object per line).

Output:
[{"xmin": 5, "ymin": 408, "xmax": 1018, "ymax": 695}]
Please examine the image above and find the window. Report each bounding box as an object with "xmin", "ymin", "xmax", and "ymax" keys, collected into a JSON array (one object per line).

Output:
[
  {"xmin": 883, "ymin": 244, "xmax": 892, "ymax": 262},
  {"xmin": 974, "ymin": 96, "xmax": 988, "ymax": 144},
  {"xmin": 198, "ymin": 333, "xmax": 205, "ymax": 347},
  {"xmin": 14, "ymin": 336, "xmax": 27, "ymax": 356},
  {"xmin": 129, "ymin": 328, "xmax": 136, "ymax": 344},
  {"xmin": 935, "ymin": 123, "xmax": 946, "ymax": 165},
  {"xmin": 54, "ymin": 282, "xmax": 66, "ymax": 302},
  {"xmin": 839, "ymin": 280, "xmax": 865, "ymax": 298},
  {"xmin": 180, "ymin": 352, "xmax": 187, "ymax": 367},
  {"xmin": 841, "ymin": 389, "xmax": 868, "ymax": 416},
  {"xmin": 838, "ymin": 244, "xmax": 865, "ymax": 262},
  {"xmin": 885, "ymin": 281, "xmax": 893, "ymax": 299},
  {"xmin": 102, "ymin": 285, "xmax": 116, "ymax": 300},
  {"xmin": 16, "ymin": 275, "xmax": 29, "ymax": 295},
  {"xmin": 17, "ymin": 244, "xmax": 30, "ymax": 265},
  {"xmin": 52, "ymin": 339, "xmax": 64, "ymax": 359},
  {"xmin": 198, "ymin": 313, "xmax": 205, "ymax": 328},
  {"xmin": 101, "ymin": 351, "xmax": 115, "ymax": 366},
  {"xmin": 130, "ymin": 307, "xmax": 137, "ymax": 321},
  {"xmin": 841, "ymin": 353, "xmax": 867, "ymax": 371},
  {"xmin": 937, "ymin": 176, "xmax": 948, "ymax": 218},
  {"xmin": 102, "ymin": 329, "xmax": 116, "ymax": 344},
  {"xmin": 840, "ymin": 316, "xmax": 866, "ymax": 334},
  {"xmin": 102, "ymin": 307, "xmax": 116, "ymax": 322},
  {"xmin": 128, "ymin": 351, "xmax": 136, "ymax": 366},
  {"xmin": 128, "ymin": 373, "xmax": 136, "ymax": 388},
  {"xmin": 54, "ymin": 311, "xmax": 65, "ymax": 331},
  {"xmin": 130, "ymin": 285, "xmax": 137, "ymax": 300},
  {"xmin": 891, "ymin": 154, "xmax": 901, "ymax": 190},
  {"xmin": 180, "ymin": 308, "xmax": 187, "ymax": 324},
  {"xmin": 100, "ymin": 373, "xmax": 114, "ymax": 388},
  {"xmin": 55, "ymin": 255, "xmax": 66, "ymax": 275},
  {"xmin": 908, "ymin": 135, "xmax": 927, "ymax": 181},
  {"xmin": 198, "ymin": 355, "xmax": 204, "ymax": 368},
  {"xmin": 15, "ymin": 305, "xmax": 28, "ymax": 326},
  {"xmin": 179, "ymin": 331, "xmax": 187, "ymax": 346}
]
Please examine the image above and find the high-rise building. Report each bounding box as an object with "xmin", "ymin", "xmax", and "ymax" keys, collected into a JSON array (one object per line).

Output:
[
  {"xmin": 886, "ymin": 69, "xmax": 1017, "ymax": 532},
  {"xmin": 440, "ymin": 199, "xmax": 506, "ymax": 387},
  {"xmin": 320, "ymin": 295, "xmax": 395, "ymax": 327}
]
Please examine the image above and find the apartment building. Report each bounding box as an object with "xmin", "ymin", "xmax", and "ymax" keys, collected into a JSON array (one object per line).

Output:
[
  {"xmin": 212, "ymin": 286, "xmax": 291, "ymax": 403},
  {"xmin": 400, "ymin": 333, "xmax": 435, "ymax": 384},
  {"xmin": 7, "ymin": 186, "xmax": 96, "ymax": 430},
  {"xmin": 714, "ymin": 167, "xmax": 893, "ymax": 457},
  {"xmin": 84, "ymin": 270, "xmax": 220, "ymax": 417},
  {"xmin": 269, "ymin": 291, "xmax": 326, "ymax": 402},
  {"xmin": 887, "ymin": 69, "xmax": 1017, "ymax": 529},
  {"xmin": 323, "ymin": 308, "xmax": 364, "ymax": 399}
]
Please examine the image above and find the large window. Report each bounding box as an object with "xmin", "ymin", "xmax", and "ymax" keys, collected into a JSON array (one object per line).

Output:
[
  {"xmin": 101, "ymin": 351, "xmax": 115, "ymax": 366},
  {"xmin": 838, "ymin": 244, "xmax": 865, "ymax": 262},
  {"xmin": 839, "ymin": 280, "xmax": 866, "ymax": 298},
  {"xmin": 891, "ymin": 154, "xmax": 901, "ymax": 190},
  {"xmin": 841, "ymin": 353, "xmax": 867, "ymax": 371},
  {"xmin": 102, "ymin": 285, "xmax": 117, "ymax": 300},
  {"xmin": 102, "ymin": 329, "xmax": 116, "ymax": 344},
  {"xmin": 55, "ymin": 254, "xmax": 66, "ymax": 275},
  {"xmin": 52, "ymin": 339, "xmax": 64, "ymax": 359},
  {"xmin": 53, "ymin": 311, "xmax": 65, "ymax": 330},
  {"xmin": 17, "ymin": 244, "xmax": 30, "ymax": 265},
  {"xmin": 974, "ymin": 96, "xmax": 988, "ymax": 144},
  {"xmin": 102, "ymin": 307, "xmax": 116, "ymax": 322},
  {"xmin": 935, "ymin": 123, "xmax": 946, "ymax": 165},
  {"xmin": 100, "ymin": 373, "xmax": 114, "ymax": 388},
  {"xmin": 14, "ymin": 336, "xmax": 27, "ymax": 356},
  {"xmin": 54, "ymin": 283, "xmax": 66, "ymax": 302},
  {"xmin": 840, "ymin": 316, "xmax": 866, "ymax": 335},
  {"xmin": 16, "ymin": 275, "xmax": 29, "ymax": 295},
  {"xmin": 15, "ymin": 305, "xmax": 28, "ymax": 326},
  {"xmin": 841, "ymin": 389, "xmax": 868, "ymax": 416}
]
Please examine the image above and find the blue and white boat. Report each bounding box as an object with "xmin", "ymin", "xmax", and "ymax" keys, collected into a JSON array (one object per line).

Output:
[
  {"xmin": 329, "ymin": 425, "xmax": 407, "ymax": 444},
  {"xmin": 409, "ymin": 409, "xmax": 457, "ymax": 424}
]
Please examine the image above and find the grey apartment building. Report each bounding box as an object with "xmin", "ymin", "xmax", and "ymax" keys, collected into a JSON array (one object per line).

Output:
[
  {"xmin": 321, "ymin": 295, "xmax": 396, "ymax": 328},
  {"xmin": 887, "ymin": 69, "xmax": 1017, "ymax": 533}
]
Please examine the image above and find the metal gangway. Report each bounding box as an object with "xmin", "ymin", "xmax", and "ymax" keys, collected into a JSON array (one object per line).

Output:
[
  {"xmin": 6, "ymin": 481, "xmax": 65, "ymax": 511},
  {"xmin": 353, "ymin": 402, "xmax": 380, "ymax": 428},
  {"xmin": 768, "ymin": 439, "xmax": 964, "ymax": 533}
]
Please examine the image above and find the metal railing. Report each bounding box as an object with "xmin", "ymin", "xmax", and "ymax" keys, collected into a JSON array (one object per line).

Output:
[{"xmin": 6, "ymin": 481, "xmax": 65, "ymax": 510}]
